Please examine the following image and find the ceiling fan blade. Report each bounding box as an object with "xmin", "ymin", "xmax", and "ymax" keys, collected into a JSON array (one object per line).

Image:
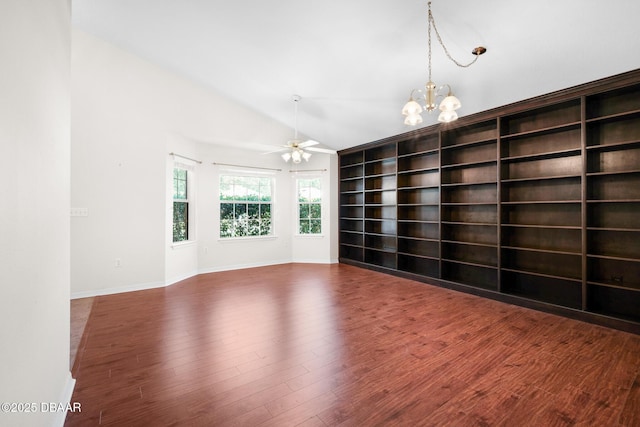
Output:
[
  {"xmin": 262, "ymin": 147, "xmax": 289, "ymax": 155},
  {"xmin": 298, "ymin": 140, "xmax": 319, "ymax": 148},
  {"xmin": 306, "ymin": 147, "xmax": 337, "ymax": 154}
]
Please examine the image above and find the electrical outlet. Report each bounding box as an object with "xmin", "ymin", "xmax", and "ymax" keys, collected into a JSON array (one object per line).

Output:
[
  {"xmin": 115, "ymin": 258, "xmax": 122, "ymax": 268},
  {"xmin": 70, "ymin": 207, "xmax": 89, "ymax": 217}
]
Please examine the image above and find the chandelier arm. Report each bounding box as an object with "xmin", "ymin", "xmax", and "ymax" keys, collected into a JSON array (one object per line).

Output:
[{"xmin": 428, "ymin": 5, "xmax": 480, "ymax": 68}]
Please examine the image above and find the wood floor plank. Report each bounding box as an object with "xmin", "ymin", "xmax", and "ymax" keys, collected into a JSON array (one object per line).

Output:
[{"xmin": 66, "ymin": 263, "xmax": 640, "ymax": 426}]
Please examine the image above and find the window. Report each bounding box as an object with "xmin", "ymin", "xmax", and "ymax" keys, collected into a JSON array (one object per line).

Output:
[
  {"xmin": 220, "ymin": 175, "xmax": 273, "ymax": 238},
  {"xmin": 173, "ymin": 168, "xmax": 189, "ymax": 242},
  {"xmin": 297, "ymin": 177, "xmax": 322, "ymax": 234}
]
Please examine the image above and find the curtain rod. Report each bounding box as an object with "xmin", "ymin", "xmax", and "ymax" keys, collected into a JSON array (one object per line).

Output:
[
  {"xmin": 169, "ymin": 152, "xmax": 202, "ymax": 164},
  {"xmin": 212, "ymin": 162, "xmax": 282, "ymax": 172},
  {"xmin": 289, "ymin": 169, "xmax": 327, "ymax": 173}
]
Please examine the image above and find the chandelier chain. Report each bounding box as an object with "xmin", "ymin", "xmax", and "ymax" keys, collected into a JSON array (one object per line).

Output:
[
  {"xmin": 428, "ymin": 2, "xmax": 480, "ymax": 69},
  {"xmin": 428, "ymin": 6, "xmax": 432, "ymax": 81}
]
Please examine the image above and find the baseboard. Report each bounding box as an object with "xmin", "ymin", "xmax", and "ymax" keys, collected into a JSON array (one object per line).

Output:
[
  {"xmin": 197, "ymin": 259, "xmax": 292, "ymax": 275},
  {"xmin": 165, "ymin": 270, "xmax": 199, "ymax": 287},
  {"xmin": 291, "ymin": 258, "xmax": 339, "ymax": 264},
  {"xmin": 53, "ymin": 371, "xmax": 76, "ymax": 427},
  {"xmin": 71, "ymin": 279, "xmax": 166, "ymax": 299},
  {"xmin": 71, "ymin": 260, "xmax": 338, "ymax": 299}
]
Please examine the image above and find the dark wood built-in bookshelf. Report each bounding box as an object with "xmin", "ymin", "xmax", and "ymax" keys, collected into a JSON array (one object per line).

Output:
[{"xmin": 338, "ymin": 69, "xmax": 640, "ymax": 333}]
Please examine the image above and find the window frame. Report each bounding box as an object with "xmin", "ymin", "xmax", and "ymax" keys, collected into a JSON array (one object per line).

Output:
[
  {"xmin": 172, "ymin": 167, "xmax": 190, "ymax": 243},
  {"xmin": 296, "ymin": 176, "xmax": 323, "ymax": 236},
  {"xmin": 219, "ymin": 173, "xmax": 275, "ymax": 239}
]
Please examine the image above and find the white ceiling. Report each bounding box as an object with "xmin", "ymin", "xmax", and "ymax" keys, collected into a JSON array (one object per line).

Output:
[{"xmin": 72, "ymin": 0, "xmax": 640, "ymax": 152}]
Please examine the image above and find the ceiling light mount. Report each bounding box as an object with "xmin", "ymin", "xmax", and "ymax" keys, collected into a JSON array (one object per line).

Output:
[
  {"xmin": 402, "ymin": 1, "xmax": 486, "ymax": 125},
  {"xmin": 282, "ymin": 95, "xmax": 312, "ymax": 164},
  {"xmin": 472, "ymin": 46, "xmax": 487, "ymax": 56}
]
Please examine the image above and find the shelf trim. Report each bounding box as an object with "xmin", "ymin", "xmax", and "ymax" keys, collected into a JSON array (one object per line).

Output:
[
  {"xmin": 502, "ymin": 223, "xmax": 581, "ymax": 230},
  {"xmin": 587, "ymin": 281, "xmax": 640, "ymax": 293},
  {"xmin": 397, "ymin": 252, "xmax": 440, "ymax": 261},
  {"xmin": 441, "ymin": 258, "xmax": 499, "ymax": 270},
  {"xmin": 585, "ymin": 108, "xmax": 640, "ymax": 124},
  {"xmin": 501, "ymin": 120, "xmax": 582, "ymax": 139},
  {"xmin": 501, "ymin": 200, "xmax": 582, "ymax": 205},
  {"xmin": 441, "ymin": 221, "xmax": 497, "ymax": 227},
  {"xmin": 397, "ymin": 166, "xmax": 439, "ymax": 174},
  {"xmin": 586, "ymin": 253, "xmax": 640, "ymax": 263},
  {"xmin": 585, "ymin": 139, "xmax": 640, "ymax": 151},
  {"xmin": 501, "ymin": 245, "xmax": 582, "ymax": 256},
  {"xmin": 442, "ymin": 202, "xmax": 499, "ymax": 206},
  {"xmin": 586, "ymin": 198, "xmax": 640, "ymax": 203},
  {"xmin": 501, "ymin": 173, "xmax": 582, "ymax": 183},
  {"xmin": 441, "ymin": 159, "xmax": 497, "ymax": 169},
  {"xmin": 441, "ymin": 136, "xmax": 498, "ymax": 150},
  {"xmin": 586, "ymin": 169, "xmax": 640, "ymax": 177},
  {"xmin": 397, "ymin": 148, "xmax": 439, "ymax": 158},
  {"xmin": 441, "ymin": 239, "xmax": 498, "ymax": 248},
  {"xmin": 586, "ymin": 226, "xmax": 640, "ymax": 232},
  {"xmin": 441, "ymin": 180, "xmax": 497, "ymax": 188},
  {"xmin": 397, "ymin": 184, "xmax": 439, "ymax": 191},
  {"xmin": 501, "ymin": 147, "xmax": 582, "ymax": 163},
  {"xmin": 501, "ymin": 267, "xmax": 583, "ymax": 283}
]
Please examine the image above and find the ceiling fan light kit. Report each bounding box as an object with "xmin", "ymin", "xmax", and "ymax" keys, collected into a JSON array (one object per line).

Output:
[{"xmin": 402, "ymin": 1, "xmax": 486, "ymax": 126}]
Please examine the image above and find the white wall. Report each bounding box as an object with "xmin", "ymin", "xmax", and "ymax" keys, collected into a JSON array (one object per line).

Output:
[
  {"xmin": 0, "ymin": 1, "xmax": 73, "ymax": 426},
  {"xmin": 72, "ymin": 30, "xmax": 338, "ymax": 297}
]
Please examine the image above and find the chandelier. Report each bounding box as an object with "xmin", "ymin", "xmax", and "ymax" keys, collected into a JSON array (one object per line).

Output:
[{"xmin": 402, "ymin": 1, "xmax": 486, "ymax": 125}]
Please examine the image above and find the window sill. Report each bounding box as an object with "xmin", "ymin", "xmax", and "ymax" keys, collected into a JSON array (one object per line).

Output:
[
  {"xmin": 171, "ymin": 240, "xmax": 196, "ymax": 249},
  {"xmin": 218, "ymin": 235, "xmax": 278, "ymax": 242},
  {"xmin": 294, "ymin": 234, "xmax": 325, "ymax": 238}
]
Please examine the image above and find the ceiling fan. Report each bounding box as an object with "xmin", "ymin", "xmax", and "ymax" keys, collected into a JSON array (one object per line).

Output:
[{"xmin": 268, "ymin": 95, "xmax": 336, "ymax": 163}]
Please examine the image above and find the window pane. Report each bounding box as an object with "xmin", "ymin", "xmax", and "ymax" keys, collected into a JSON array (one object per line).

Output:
[
  {"xmin": 235, "ymin": 218, "xmax": 248, "ymax": 237},
  {"xmin": 220, "ymin": 219, "xmax": 233, "ymax": 238},
  {"xmin": 220, "ymin": 176, "xmax": 233, "ymax": 200},
  {"xmin": 246, "ymin": 178, "xmax": 260, "ymax": 201},
  {"xmin": 234, "ymin": 203, "xmax": 247, "ymax": 217},
  {"xmin": 261, "ymin": 204, "xmax": 271, "ymax": 235},
  {"xmin": 173, "ymin": 201, "xmax": 188, "ymax": 242},
  {"xmin": 259, "ymin": 178, "xmax": 272, "ymax": 201},
  {"xmin": 299, "ymin": 220, "xmax": 309, "ymax": 234},
  {"xmin": 247, "ymin": 203, "xmax": 259, "ymax": 219},
  {"xmin": 309, "ymin": 203, "xmax": 321, "ymax": 219},
  {"xmin": 309, "ymin": 219, "xmax": 322, "ymax": 234},
  {"xmin": 298, "ymin": 179, "xmax": 310, "ymax": 202},
  {"xmin": 173, "ymin": 168, "xmax": 187, "ymax": 200},
  {"xmin": 220, "ymin": 203, "xmax": 234, "ymax": 220},
  {"xmin": 248, "ymin": 219, "xmax": 261, "ymax": 236},
  {"xmin": 234, "ymin": 181, "xmax": 248, "ymax": 201},
  {"xmin": 299, "ymin": 204, "xmax": 310, "ymax": 219}
]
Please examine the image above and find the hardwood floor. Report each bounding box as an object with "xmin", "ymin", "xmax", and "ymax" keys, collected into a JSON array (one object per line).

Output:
[
  {"xmin": 66, "ymin": 263, "xmax": 640, "ymax": 426},
  {"xmin": 70, "ymin": 297, "xmax": 94, "ymax": 370}
]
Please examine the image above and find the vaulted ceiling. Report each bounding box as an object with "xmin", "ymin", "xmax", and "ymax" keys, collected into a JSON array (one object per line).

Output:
[{"xmin": 72, "ymin": 0, "xmax": 640, "ymax": 152}]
